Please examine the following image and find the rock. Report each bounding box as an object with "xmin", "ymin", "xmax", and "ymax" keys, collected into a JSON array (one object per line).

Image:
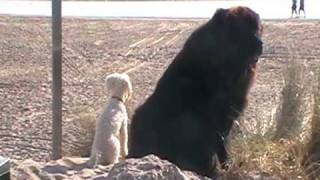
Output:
[
  {"xmin": 102, "ymin": 155, "xmax": 210, "ymax": 180},
  {"xmin": 12, "ymin": 155, "xmax": 210, "ymax": 180},
  {"xmin": 13, "ymin": 155, "xmax": 280, "ymax": 180},
  {"xmin": 12, "ymin": 157, "xmax": 112, "ymax": 180}
]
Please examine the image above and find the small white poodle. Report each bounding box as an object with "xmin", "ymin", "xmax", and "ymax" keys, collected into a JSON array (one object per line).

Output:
[{"xmin": 89, "ymin": 73, "xmax": 132, "ymax": 166}]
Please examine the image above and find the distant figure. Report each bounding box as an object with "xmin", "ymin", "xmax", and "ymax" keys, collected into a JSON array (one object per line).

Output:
[
  {"xmin": 299, "ymin": 0, "xmax": 305, "ymax": 18},
  {"xmin": 291, "ymin": 0, "xmax": 298, "ymax": 17}
]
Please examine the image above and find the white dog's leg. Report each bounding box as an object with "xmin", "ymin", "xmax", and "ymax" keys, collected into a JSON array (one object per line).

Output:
[
  {"xmin": 89, "ymin": 145, "xmax": 102, "ymax": 167},
  {"xmin": 120, "ymin": 118, "xmax": 128, "ymax": 158},
  {"xmin": 99, "ymin": 135, "xmax": 120, "ymax": 164},
  {"xmin": 89, "ymin": 134, "xmax": 120, "ymax": 166}
]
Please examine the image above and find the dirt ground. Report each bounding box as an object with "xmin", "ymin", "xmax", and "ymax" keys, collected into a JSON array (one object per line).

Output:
[{"xmin": 0, "ymin": 16, "xmax": 320, "ymax": 162}]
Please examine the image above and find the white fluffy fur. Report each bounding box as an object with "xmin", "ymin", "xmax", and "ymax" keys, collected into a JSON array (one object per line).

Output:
[{"xmin": 89, "ymin": 73, "xmax": 132, "ymax": 166}]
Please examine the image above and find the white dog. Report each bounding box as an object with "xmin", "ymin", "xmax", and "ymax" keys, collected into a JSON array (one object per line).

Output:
[{"xmin": 89, "ymin": 73, "xmax": 132, "ymax": 166}]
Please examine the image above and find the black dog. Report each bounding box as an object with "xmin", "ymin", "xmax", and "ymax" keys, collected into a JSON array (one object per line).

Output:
[{"xmin": 128, "ymin": 6, "xmax": 263, "ymax": 177}]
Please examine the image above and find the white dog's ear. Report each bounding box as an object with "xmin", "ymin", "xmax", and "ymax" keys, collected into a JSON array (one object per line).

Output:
[
  {"xmin": 105, "ymin": 74, "xmax": 112, "ymax": 90},
  {"xmin": 124, "ymin": 74, "xmax": 133, "ymax": 99}
]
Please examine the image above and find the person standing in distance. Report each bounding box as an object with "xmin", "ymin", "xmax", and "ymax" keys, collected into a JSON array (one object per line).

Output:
[
  {"xmin": 291, "ymin": 0, "xmax": 298, "ymax": 17},
  {"xmin": 299, "ymin": 0, "xmax": 305, "ymax": 18}
]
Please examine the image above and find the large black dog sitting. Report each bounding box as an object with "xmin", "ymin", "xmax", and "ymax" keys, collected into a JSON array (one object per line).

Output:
[{"xmin": 128, "ymin": 6, "xmax": 263, "ymax": 177}]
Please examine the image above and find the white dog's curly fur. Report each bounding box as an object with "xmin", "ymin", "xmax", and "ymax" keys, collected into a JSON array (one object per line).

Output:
[{"xmin": 89, "ymin": 73, "xmax": 132, "ymax": 166}]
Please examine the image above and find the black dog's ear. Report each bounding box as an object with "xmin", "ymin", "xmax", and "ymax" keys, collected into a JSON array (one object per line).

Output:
[
  {"xmin": 249, "ymin": 35, "xmax": 263, "ymax": 60},
  {"xmin": 211, "ymin": 8, "xmax": 227, "ymax": 25},
  {"xmin": 255, "ymin": 35, "xmax": 263, "ymax": 56}
]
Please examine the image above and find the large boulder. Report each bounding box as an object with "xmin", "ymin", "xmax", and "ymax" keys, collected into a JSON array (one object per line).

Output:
[
  {"xmin": 12, "ymin": 155, "xmax": 279, "ymax": 180},
  {"xmin": 12, "ymin": 155, "xmax": 209, "ymax": 180},
  {"xmin": 98, "ymin": 155, "xmax": 210, "ymax": 180}
]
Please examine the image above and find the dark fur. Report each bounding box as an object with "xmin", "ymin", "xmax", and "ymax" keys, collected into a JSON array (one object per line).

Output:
[{"xmin": 128, "ymin": 7, "xmax": 263, "ymax": 177}]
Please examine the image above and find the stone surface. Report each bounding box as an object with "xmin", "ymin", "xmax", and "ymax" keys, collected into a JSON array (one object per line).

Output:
[
  {"xmin": 12, "ymin": 155, "xmax": 211, "ymax": 180},
  {"xmin": 12, "ymin": 155, "xmax": 282, "ymax": 180},
  {"xmin": 104, "ymin": 155, "xmax": 210, "ymax": 180}
]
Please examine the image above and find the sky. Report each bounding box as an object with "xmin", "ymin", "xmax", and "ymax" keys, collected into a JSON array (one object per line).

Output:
[{"xmin": 0, "ymin": 0, "xmax": 319, "ymax": 19}]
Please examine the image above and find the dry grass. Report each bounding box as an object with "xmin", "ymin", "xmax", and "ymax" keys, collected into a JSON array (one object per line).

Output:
[
  {"xmin": 75, "ymin": 105, "xmax": 97, "ymax": 132},
  {"xmin": 273, "ymin": 59, "xmax": 308, "ymax": 140},
  {"xmin": 62, "ymin": 105, "xmax": 97, "ymax": 157},
  {"xmin": 302, "ymin": 72, "xmax": 320, "ymax": 179},
  {"xmin": 224, "ymin": 60, "xmax": 320, "ymax": 179},
  {"xmin": 225, "ymin": 132, "xmax": 306, "ymax": 179},
  {"xmin": 225, "ymin": 60, "xmax": 316, "ymax": 179}
]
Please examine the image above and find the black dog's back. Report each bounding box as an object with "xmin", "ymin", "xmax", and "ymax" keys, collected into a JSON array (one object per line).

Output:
[
  {"xmin": 129, "ymin": 47, "xmax": 223, "ymax": 176},
  {"xmin": 129, "ymin": 81, "xmax": 221, "ymax": 176}
]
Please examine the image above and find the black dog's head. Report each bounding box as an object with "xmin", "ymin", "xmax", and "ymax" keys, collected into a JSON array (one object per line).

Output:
[
  {"xmin": 181, "ymin": 7, "xmax": 263, "ymax": 72},
  {"xmin": 206, "ymin": 7, "xmax": 263, "ymax": 108},
  {"xmin": 176, "ymin": 7, "xmax": 263, "ymax": 110},
  {"xmin": 209, "ymin": 6, "xmax": 263, "ymax": 67}
]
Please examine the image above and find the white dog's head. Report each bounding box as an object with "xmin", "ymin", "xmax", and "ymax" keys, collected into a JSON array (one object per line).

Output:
[{"xmin": 105, "ymin": 73, "xmax": 132, "ymax": 102}]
